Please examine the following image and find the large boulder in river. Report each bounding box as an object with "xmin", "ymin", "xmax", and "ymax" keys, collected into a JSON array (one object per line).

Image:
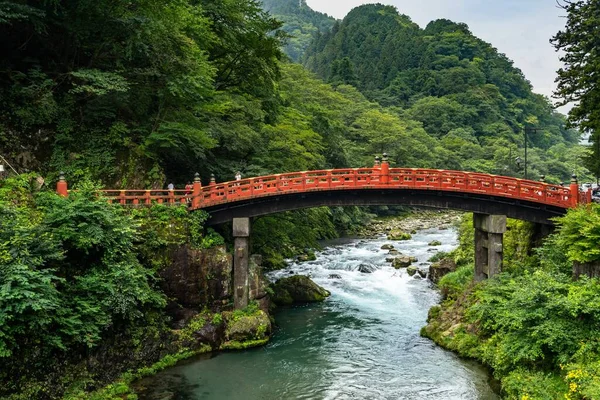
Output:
[
  {"xmin": 429, "ymin": 258, "xmax": 457, "ymax": 284},
  {"xmin": 271, "ymin": 275, "xmax": 330, "ymax": 305},
  {"xmin": 407, "ymin": 266, "xmax": 418, "ymax": 276},
  {"xmin": 392, "ymin": 255, "xmax": 412, "ymax": 269},
  {"xmin": 357, "ymin": 264, "xmax": 377, "ymax": 273}
]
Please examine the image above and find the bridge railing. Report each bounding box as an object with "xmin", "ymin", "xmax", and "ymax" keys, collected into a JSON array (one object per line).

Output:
[{"xmin": 85, "ymin": 167, "xmax": 582, "ymax": 210}]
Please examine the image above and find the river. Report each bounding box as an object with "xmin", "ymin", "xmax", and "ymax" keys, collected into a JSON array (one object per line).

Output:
[{"xmin": 136, "ymin": 227, "xmax": 499, "ymax": 399}]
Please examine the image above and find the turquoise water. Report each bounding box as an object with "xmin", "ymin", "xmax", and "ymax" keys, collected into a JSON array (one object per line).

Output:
[{"xmin": 136, "ymin": 229, "xmax": 499, "ymax": 399}]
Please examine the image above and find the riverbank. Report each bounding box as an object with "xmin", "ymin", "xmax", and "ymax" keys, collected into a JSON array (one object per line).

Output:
[{"xmin": 420, "ymin": 209, "xmax": 600, "ymax": 399}]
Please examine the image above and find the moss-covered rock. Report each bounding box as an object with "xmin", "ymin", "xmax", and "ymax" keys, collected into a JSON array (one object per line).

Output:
[
  {"xmin": 392, "ymin": 255, "xmax": 412, "ymax": 269},
  {"xmin": 221, "ymin": 306, "xmax": 271, "ymax": 350},
  {"xmin": 387, "ymin": 230, "xmax": 412, "ymax": 241},
  {"xmin": 407, "ymin": 266, "xmax": 418, "ymax": 276},
  {"xmin": 271, "ymin": 275, "xmax": 330, "ymax": 305},
  {"xmin": 429, "ymin": 258, "xmax": 457, "ymax": 284},
  {"xmin": 428, "ymin": 240, "xmax": 442, "ymax": 246}
]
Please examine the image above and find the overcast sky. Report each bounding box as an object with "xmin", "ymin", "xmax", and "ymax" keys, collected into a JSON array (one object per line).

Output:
[{"xmin": 305, "ymin": 0, "xmax": 570, "ymax": 112}]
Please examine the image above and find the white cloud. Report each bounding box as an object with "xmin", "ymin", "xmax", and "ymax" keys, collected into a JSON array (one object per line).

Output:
[{"xmin": 305, "ymin": 0, "xmax": 572, "ymax": 113}]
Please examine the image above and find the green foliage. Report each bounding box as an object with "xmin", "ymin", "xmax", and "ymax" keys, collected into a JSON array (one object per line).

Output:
[
  {"xmin": 554, "ymin": 204, "xmax": 600, "ymax": 263},
  {"xmin": 437, "ymin": 265, "xmax": 473, "ymax": 300},
  {"xmin": 426, "ymin": 208, "xmax": 600, "ymax": 399},
  {"xmin": 261, "ymin": 0, "xmax": 336, "ymax": 62},
  {"xmin": 428, "ymin": 251, "xmax": 450, "ymax": 263},
  {"xmin": 252, "ymin": 208, "xmax": 337, "ymax": 269},
  {"xmin": 0, "ymin": 0, "xmax": 283, "ymax": 185},
  {"xmin": 0, "ymin": 180, "xmax": 165, "ymax": 356},
  {"xmin": 552, "ymin": 0, "xmax": 600, "ymax": 182}
]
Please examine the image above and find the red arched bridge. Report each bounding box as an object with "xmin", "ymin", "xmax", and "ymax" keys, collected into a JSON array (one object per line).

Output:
[
  {"xmin": 56, "ymin": 165, "xmax": 590, "ymax": 226},
  {"xmin": 55, "ymin": 162, "xmax": 592, "ymax": 309}
]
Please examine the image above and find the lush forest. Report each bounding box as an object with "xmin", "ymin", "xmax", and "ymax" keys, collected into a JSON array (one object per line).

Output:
[
  {"xmin": 1, "ymin": 0, "xmax": 598, "ymax": 398},
  {"xmin": 260, "ymin": 0, "xmax": 335, "ymax": 62},
  {"xmin": 302, "ymin": 4, "xmax": 588, "ymax": 181}
]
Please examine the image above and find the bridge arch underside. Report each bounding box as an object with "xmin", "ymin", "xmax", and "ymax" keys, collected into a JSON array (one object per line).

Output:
[{"xmin": 203, "ymin": 189, "xmax": 567, "ymax": 226}]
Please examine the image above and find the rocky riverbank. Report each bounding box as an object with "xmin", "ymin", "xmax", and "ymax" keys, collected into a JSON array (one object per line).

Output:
[{"xmin": 355, "ymin": 210, "xmax": 463, "ymax": 239}]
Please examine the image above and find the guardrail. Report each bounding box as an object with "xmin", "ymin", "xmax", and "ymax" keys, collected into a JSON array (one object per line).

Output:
[{"xmin": 91, "ymin": 168, "xmax": 582, "ymax": 210}]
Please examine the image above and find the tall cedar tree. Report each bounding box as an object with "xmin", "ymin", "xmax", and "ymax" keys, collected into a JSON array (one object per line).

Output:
[{"xmin": 552, "ymin": 0, "xmax": 600, "ymax": 182}]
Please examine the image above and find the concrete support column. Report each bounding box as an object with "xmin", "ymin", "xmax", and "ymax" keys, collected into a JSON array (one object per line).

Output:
[
  {"xmin": 473, "ymin": 214, "xmax": 507, "ymax": 282},
  {"xmin": 233, "ymin": 217, "xmax": 250, "ymax": 309}
]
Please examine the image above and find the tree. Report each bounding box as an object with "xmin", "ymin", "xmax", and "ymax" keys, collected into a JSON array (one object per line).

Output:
[{"xmin": 552, "ymin": 0, "xmax": 600, "ymax": 181}]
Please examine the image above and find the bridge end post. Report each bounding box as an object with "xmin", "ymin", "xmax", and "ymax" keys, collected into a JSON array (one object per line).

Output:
[
  {"xmin": 56, "ymin": 172, "xmax": 68, "ymax": 197},
  {"xmin": 381, "ymin": 153, "xmax": 390, "ymax": 184},
  {"xmin": 192, "ymin": 173, "xmax": 201, "ymax": 209},
  {"xmin": 473, "ymin": 214, "xmax": 507, "ymax": 282},
  {"xmin": 570, "ymin": 174, "xmax": 579, "ymax": 207},
  {"xmin": 233, "ymin": 217, "xmax": 250, "ymax": 310}
]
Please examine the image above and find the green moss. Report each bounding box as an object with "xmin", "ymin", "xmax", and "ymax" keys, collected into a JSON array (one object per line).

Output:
[
  {"xmin": 176, "ymin": 314, "xmax": 207, "ymax": 342},
  {"xmin": 211, "ymin": 313, "xmax": 223, "ymax": 325},
  {"xmin": 220, "ymin": 338, "xmax": 269, "ymax": 350},
  {"xmin": 387, "ymin": 231, "xmax": 412, "ymax": 241},
  {"xmin": 271, "ymin": 286, "xmax": 293, "ymax": 305}
]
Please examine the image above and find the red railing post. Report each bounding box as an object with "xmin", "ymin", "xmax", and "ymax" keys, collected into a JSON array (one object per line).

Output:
[
  {"xmin": 570, "ymin": 174, "xmax": 579, "ymax": 207},
  {"xmin": 119, "ymin": 190, "xmax": 126, "ymax": 205},
  {"xmin": 209, "ymin": 173, "xmax": 217, "ymax": 201},
  {"xmin": 192, "ymin": 173, "xmax": 202, "ymax": 209},
  {"xmin": 381, "ymin": 153, "xmax": 390, "ymax": 185},
  {"xmin": 145, "ymin": 190, "xmax": 151, "ymax": 205},
  {"xmin": 56, "ymin": 172, "xmax": 68, "ymax": 197}
]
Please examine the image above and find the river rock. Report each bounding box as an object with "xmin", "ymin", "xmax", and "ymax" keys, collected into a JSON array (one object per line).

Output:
[
  {"xmin": 417, "ymin": 268, "xmax": 427, "ymax": 278},
  {"xmin": 221, "ymin": 309, "xmax": 271, "ymax": 350},
  {"xmin": 388, "ymin": 249, "xmax": 400, "ymax": 255},
  {"xmin": 386, "ymin": 257, "xmax": 395, "ymax": 263},
  {"xmin": 328, "ymin": 274, "xmax": 342, "ymax": 279},
  {"xmin": 429, "ymin": 258, "xmax": 457, "ymax": 284},
  {"xmin": 358, "ymin": 264, "xmax": 377, "ymax": 273},
  {"xmin": 387, "ymin": 230, "xmax": 412, "ymax": 241},
  {"xmin": 392, "ymin": 255, "xmax": 412, "ymax": 269},
  {"xmin": 428, "ymin": 240, "xmax": 442, "ymax": 247},
  {"xmin": 271, "ymin": 275, "xmax": 330, "ymax": 305},
  {"xmin": 410, "ymin": 256, "xmax": 418, "ymax": 263},
  {"xmin": 381, "ymin": 244, "xmax": 395, "ymax": 250},
  {"xmin": 159, "ymin": 245, "xmax": 232, "ymax": 310},
  {"xmin": 406, "ymin": 266, "xmax": 418, "ymax": 276}
]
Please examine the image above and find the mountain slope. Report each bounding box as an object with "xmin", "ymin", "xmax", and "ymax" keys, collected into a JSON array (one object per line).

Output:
[
  {"xmin": 261, "ymin": 0, "xmax": 336, "ymax": 61},
  {"xmin": 303, "ymin": 4, "xmax": 579, "ymax": 173}
]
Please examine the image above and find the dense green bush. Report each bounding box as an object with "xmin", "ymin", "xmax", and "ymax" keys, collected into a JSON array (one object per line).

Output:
[{"xmin": 425, "ymin": 206, "xmax": 600, "ymax": 399}]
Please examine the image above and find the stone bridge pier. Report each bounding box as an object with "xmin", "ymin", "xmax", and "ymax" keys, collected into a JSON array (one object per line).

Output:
[
  {"xmin": 233, "ymin": 217, "xmax": 251, "ymax": 309},
  {"xmin": 474, "ymin": 213, "xmax": 507, "ymax": 281}
]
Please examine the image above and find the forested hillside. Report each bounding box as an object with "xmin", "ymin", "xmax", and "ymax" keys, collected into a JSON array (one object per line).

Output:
[
  {"xmin": 303, "ymin": 4, "xmax": 587, "ymax": 180},
  {"xmin": 260, "ymin": 0, "xmax": 335, "ymax": 61}
]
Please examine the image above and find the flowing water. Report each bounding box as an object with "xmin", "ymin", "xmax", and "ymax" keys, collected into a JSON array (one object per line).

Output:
[{"xmin": 137, "ymin": 228, "xmax": 499, "ymax": 400}]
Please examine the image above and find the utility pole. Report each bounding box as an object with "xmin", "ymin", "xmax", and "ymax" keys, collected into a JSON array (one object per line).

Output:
[{"xmin": 524, "ymin": 126, "xmax": 542, "ymax": 180}]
